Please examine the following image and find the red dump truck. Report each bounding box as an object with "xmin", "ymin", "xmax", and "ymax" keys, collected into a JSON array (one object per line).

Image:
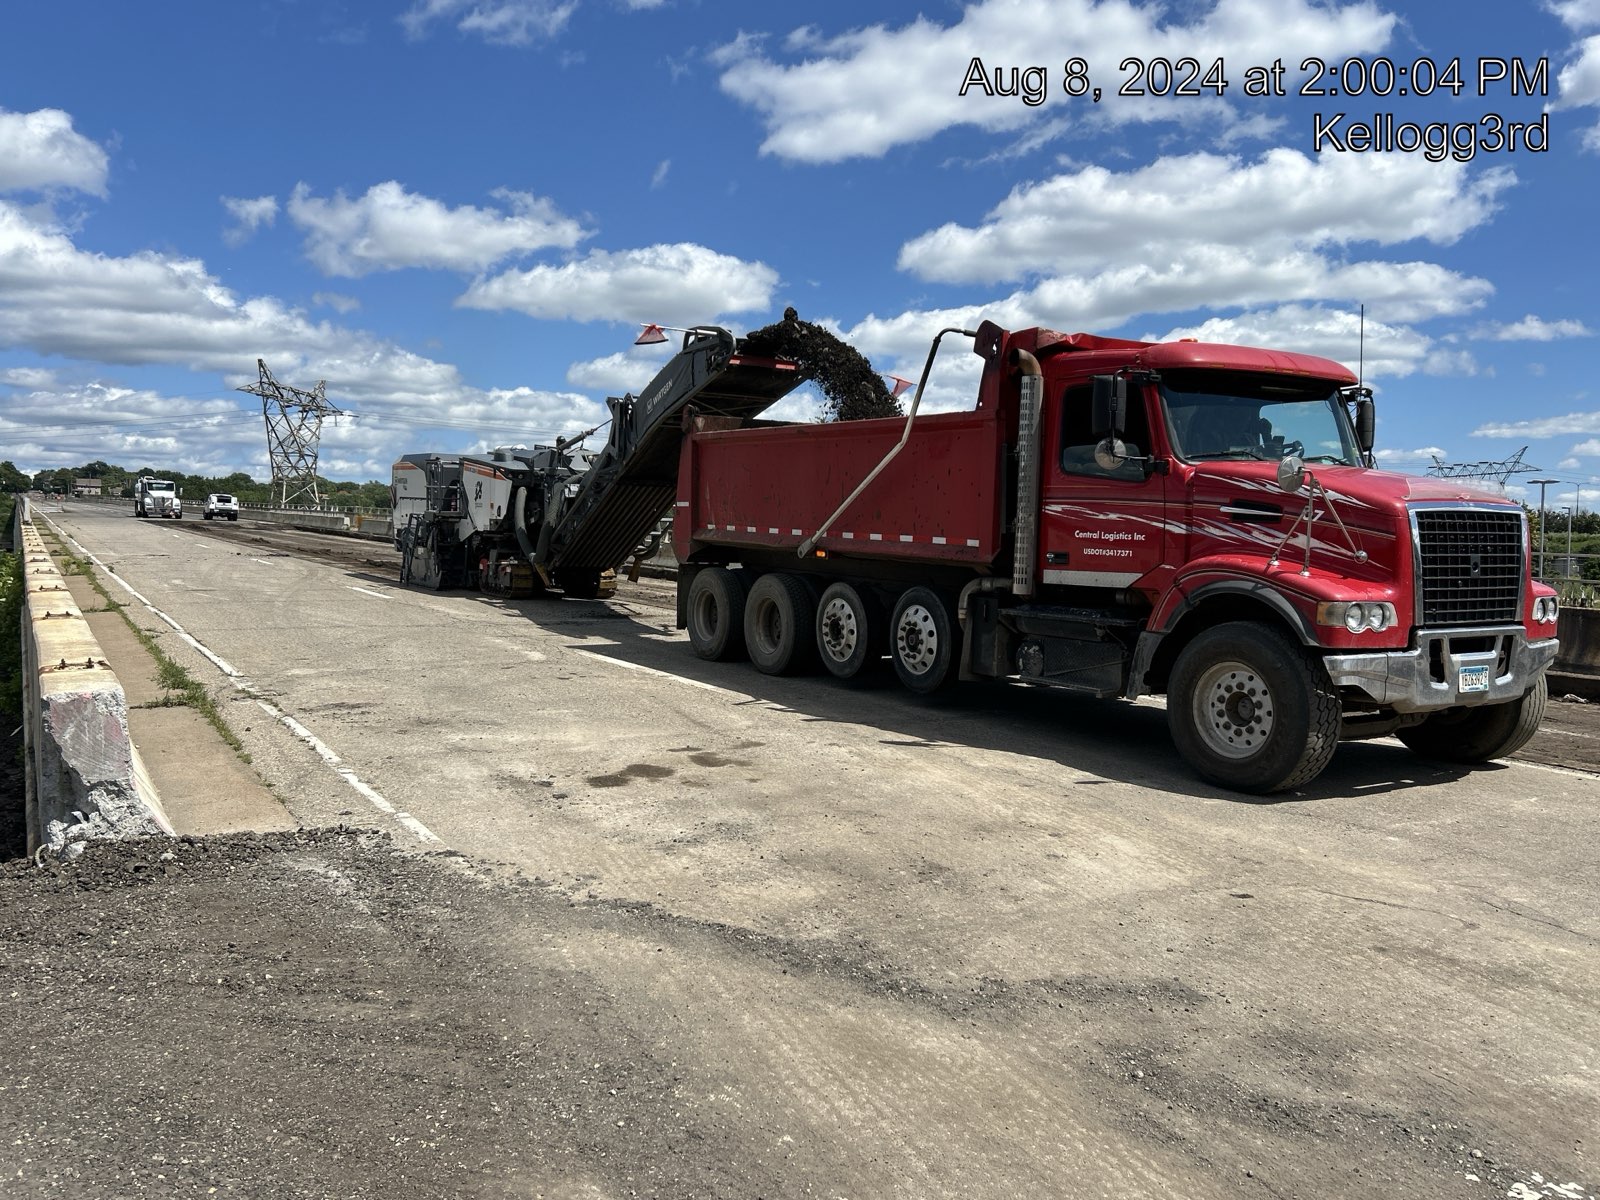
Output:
[{"xmin": 673, "ymin": 321, "xmax": 1559, "ymax": 793}]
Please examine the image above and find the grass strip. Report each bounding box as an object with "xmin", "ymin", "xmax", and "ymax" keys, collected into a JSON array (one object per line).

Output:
[{"xmin": 38, "ymin": 528, "xmax": 248, "ymax": 761}]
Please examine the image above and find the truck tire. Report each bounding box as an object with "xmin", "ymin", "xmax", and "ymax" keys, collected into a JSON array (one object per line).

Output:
[
  {"xmin": 815, "ymin": 582, "xmax": 879, "ymax": 680},
  {"xmin": 1167, "ymin": 621, "xmax": 1340, "ymax": 794},
  {"xmin": 687, "ymin": 567, "xmax": 748, "ymax": 662},
  {"xmin": 1396, "ymin": 676, "xmax": 1547, "ymax": 762},
  {"xmin": 890, "ymin": 587, "xmax": 959, "ymax": 695},
  {"xmin": 744, "ymin": 573, "xmax": 818, "ymax": 675}
]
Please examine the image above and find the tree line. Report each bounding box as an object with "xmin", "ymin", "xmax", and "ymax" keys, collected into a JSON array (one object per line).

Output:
[{"xmin": 1, "ymin": 461, "xmax": 390, "ymax": 510}]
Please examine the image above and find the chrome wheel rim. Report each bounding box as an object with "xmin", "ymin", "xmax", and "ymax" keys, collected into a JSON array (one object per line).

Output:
[
  {"xmin": 820, "ymin": 597, "xmax": 859, "ymax": 663},
  {"xmin": 1192, "ymin": 660, "xmax": 1275, "ymax": 760},
  {"xmin": 895, "ymin": 603, "xmax": 939, "ymax": 676}
]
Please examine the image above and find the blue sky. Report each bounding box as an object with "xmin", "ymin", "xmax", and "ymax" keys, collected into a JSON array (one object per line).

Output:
[{"xmin": 1, "ymin": 0, "xmax": 1598, "ymax": 508}]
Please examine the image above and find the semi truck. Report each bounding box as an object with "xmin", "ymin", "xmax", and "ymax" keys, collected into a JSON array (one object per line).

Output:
[
  {"xmin": 134, "ymin": 476, "xmax": 182, "ymax": 519},
  {"xmin": 399, "ymin": 322, "xmax": 1559, "ymax": 793}
]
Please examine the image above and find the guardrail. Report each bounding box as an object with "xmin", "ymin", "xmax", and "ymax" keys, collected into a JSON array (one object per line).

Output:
[{"xmin": 13, "ymin": 496, "xmax": 170, "ymax": 856}]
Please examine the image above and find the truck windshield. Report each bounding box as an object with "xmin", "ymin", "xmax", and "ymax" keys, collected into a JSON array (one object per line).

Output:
[{"xmin": 1159, "ymin": 372, "xmax": 1360, "ymax": 465}]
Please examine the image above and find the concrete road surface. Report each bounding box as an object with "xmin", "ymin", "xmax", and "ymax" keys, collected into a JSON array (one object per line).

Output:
[{"xmin": 6, "ymin": 502, "xmax": 1594, "ymax": 1200}]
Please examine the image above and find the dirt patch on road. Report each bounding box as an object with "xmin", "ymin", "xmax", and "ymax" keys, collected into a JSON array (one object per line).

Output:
[
  {"xmin": 3, "ymin": 830, "xmax": 1590, "ymax": 1199},
  {"xmin": 0, "ymin": 830, "xmax": 791, "ymax": 1199}
]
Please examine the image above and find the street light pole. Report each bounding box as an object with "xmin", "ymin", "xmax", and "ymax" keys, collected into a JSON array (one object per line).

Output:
[{"xmin": 1530, "ymin": 477, "xmax": 1560, "ymax": 580}]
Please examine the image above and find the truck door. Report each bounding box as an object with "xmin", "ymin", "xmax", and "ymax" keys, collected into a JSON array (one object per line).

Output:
[{"xmin": 1037, "ymin": 381, "xmax": 1173, "ymax": 595}]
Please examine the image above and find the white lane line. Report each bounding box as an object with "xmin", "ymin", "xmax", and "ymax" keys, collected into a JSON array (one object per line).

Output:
[
  {"xmin": 1511, "ymin": 759, "xmax": 1600, "ymax": 781},
  {"xmin": 251, "ymin": 558, "xmax": 278, "ymax": 566},
  {"xmin": 1540, "ymin": 727, "xmax": 1595, "ymax": 740},
  {"xmin": 262, "ymin": 702, "xmax": 439, "ymax": 843},
  {"xmin": 348, "ymin": 586, "xmax": 391, "ymax": 600},
  {"xmin": 42, "ymin": 515, "xmax": 440, "ymax": 844},
  {"xmin": 575, "ymin": 648, "xmax": 753, "ymax": 698}
]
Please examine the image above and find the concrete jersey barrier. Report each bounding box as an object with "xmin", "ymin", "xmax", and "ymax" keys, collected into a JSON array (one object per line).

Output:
[{"xmin": 15, "ymin": 497, "xmax": 170, "ymax": 855}]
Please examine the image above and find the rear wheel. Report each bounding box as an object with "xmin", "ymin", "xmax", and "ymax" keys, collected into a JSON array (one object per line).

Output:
[
  {"xmin": 1397, "ymin": 676, "xmax": 1548, "ymax": 762},
  {"xmin": 890, "ymin": 587, "xmax": 959, "ymax": 695},
  {"xmin": 744, "ymin": 573, "xmax": 818, "ymax": 675},
  {"xmin": 686, "ymin": 567, "xmax": 748, "ymax": 661},
  {"xmin": 815, "ymin": 582, "xmax": 879, "ymax": 680},
  {"xmin": 1167, "ymin": 621, "xmax": 1339, "ymax": 794}
]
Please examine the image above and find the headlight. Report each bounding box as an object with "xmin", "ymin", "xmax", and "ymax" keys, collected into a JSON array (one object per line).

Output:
[
  {"xmin": 1533, "ymin": 596, "xmax": 1559, "ymax": 624},
  {"xmin": 1318, "ymin": 601, "xmax": 1397, "ymax": 633}
]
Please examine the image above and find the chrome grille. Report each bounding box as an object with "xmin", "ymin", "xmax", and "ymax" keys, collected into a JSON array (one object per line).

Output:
[{"xmin": 1413, "ymin": 508, "xmax": 1524, "ymax": 625}]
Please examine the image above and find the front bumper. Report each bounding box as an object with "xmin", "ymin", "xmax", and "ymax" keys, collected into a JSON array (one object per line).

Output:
[{"xmin": 1322, "ymin": 625, "xmax": 1558, "ymax": 713}]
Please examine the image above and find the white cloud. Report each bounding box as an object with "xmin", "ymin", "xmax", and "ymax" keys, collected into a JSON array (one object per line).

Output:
[
  {"xmin": 1151, "ymin": 305, "xmax": 1424, "ymax": 379},
  {"xmin": 1474, "ymin": 412, "xmax": 1600, "ymax": 438},
  {"xmin": 1374, "ymin": 446, "xmax": 1448, "ymax": 464},
  {"xmin": 0, "ymin": 379, "xmax": 267, "ymax": 478},
  {"xmin": 650, "ymin": 159, "xmax": 671, "ymax": 189},
  {"xmin": 458, "ymin": 243, "xmax": 779, "ymax": 323},
  {"xmin": 221, "ymin": 194, "xmax": 278, "ymax": 247},
  {"xmin": 899, "ymin": 150, "xmax": 1510, "ymax": 286},
  {"xmin": 400, "ymin": 0, "xmax": 576, "ymax": 45},
  {"xmin": 1557, "ymin": 34, "xmax": 1600, "ymax": 107},
  {"xmin": 287, "ymin": 181, "xmax": 589, "ymax": 277},
  {"xmin": 1475, "ymin": 315, "xmax": 1593, "ymax": 340},
  {"xmin": 0, "ymin": 198, "xmax": 464, "ymax": 405},
  {"xmin": 716, "ymin": 0, "xmax": 1396, "ymax": 163},
  {"xmin": 1547, "ymin": 0, "xmax": 1600, "ymax": 31},
  {"xmin": 0, "ymin": 365, "xmax": 57, "ymax": 387},
  {"xmin": 884, "ymin": 149, "xmax": 1499, "ymax": 346},
  {"xmin": 313, "ymin": 291, "xmax": 361, "ymax": 314},
  {"xmin": 565, "ymin": 348, "xmax": 673, "ymax": 393},
  {"xmin": 1569, "ymin": 438, "xmax": 1600, "ymax": 455},
  {"xmin": 0, "ymin": 108, "xmax": 109, "ymax": 196}
]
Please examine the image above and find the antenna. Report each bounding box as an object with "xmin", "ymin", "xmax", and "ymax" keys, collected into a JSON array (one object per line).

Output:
[{"xmin": 1358, "ymin": 303, "xmax": 1365, "ymax": 393}]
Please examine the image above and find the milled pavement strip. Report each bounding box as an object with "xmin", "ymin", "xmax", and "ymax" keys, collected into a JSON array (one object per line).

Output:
[{"xmin": 41, "ymin": 515, "xmax": 442, "ymax": 845}]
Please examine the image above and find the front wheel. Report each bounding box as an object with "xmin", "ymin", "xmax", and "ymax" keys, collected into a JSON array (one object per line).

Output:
[
  {"xmin": 1167, "ymin": 621, "xmax": 1340, "ymax": 794},
  {"xmin": 1396, "ymin": 676, "xmax": 1548, "ymax": 762}
]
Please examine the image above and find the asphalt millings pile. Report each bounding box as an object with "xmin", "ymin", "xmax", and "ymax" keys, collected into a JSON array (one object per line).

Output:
[{"xmin": 743, "ymin": 308, "xmax": 902, "ymax": 422}]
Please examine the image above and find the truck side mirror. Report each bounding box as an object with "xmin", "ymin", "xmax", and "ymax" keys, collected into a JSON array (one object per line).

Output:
[
  {"xmin": 1091, "ymin": 375, "xmax": 1127, "ymax": 438},
  {"xmin": 1355, "ymin": 394, "xmax": 1375, "ymax": 458}
]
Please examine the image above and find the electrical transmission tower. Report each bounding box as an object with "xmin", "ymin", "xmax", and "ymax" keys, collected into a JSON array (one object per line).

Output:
[
  {"xmin": 237, "ymin": 359, "xmax": 340, "ymax": 507},
  {"xmin": 1427, "ymin": 446, "xmax": 1537, "ymax": 497}
]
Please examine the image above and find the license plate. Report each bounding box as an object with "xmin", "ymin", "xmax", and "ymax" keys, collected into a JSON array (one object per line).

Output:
[{"xmin": 1459, "ymin": 665, "xmax": 1490, "ymax": 693}]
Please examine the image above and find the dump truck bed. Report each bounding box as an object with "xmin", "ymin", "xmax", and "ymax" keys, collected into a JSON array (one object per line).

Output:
[{"xmin": 675, "ymin": 407, "xmax": 1007, "ymax": 567}]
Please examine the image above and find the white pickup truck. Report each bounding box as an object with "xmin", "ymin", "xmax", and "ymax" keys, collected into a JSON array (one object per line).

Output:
[{"xmin": 203, "ymin": 493, "xmax": 240, "ymax": 521}]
